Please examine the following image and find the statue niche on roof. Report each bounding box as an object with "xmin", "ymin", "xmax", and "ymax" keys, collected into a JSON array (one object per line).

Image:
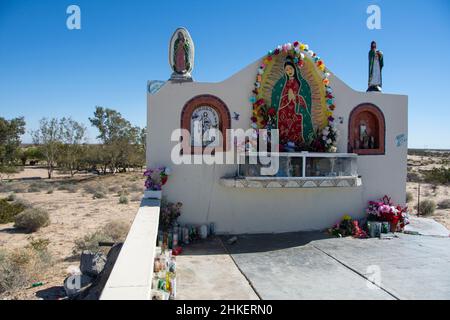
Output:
[{"xmin": 169, "ymin": 27, "xmax": 195, "ymax": 82}]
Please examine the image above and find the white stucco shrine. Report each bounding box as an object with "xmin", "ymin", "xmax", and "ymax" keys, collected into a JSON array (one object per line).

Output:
[{"xmin": 146, "ymin": 28, "xmax": 408, "ymax": 234}]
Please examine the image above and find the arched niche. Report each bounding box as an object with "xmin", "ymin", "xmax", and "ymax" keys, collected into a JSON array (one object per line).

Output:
[
  {"xmin": 180, "ymin": 94, "xmax": 231, "ymax": 154},
  {"xmin": 348, "ymin": 103, "xmax": 385, "ymax": 155}
]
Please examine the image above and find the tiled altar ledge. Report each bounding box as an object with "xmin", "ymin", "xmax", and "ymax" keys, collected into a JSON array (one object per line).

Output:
[{"xmin": 219, "ymin": 176, "xmax": 362, "ymax": 188}]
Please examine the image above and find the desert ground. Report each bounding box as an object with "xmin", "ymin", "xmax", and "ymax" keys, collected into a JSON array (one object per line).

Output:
[
  {"xmin": 0, "ymin": 153, "xmax": 449, "ymax": 300},
  {"xmin": 0, "ymin": 167, "xmax": 144, "ymax": 300},
  {"xmin": 406, "ymin": 154, "xmax": 450, "ymax": 229}
]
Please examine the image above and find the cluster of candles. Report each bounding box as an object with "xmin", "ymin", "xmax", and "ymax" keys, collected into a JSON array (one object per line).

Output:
[{"xmin": 151, "ymin": 248, "xmax": 177, "ymax": 300}]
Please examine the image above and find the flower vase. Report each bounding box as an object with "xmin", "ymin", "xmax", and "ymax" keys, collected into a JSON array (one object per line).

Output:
[
  {"xmin": 390, "ymin": 222, "xmax": 398, "ymax": 233},
  {"xmin": 144, "ymin": 190, "xmax": 162, "ymax": 199}
]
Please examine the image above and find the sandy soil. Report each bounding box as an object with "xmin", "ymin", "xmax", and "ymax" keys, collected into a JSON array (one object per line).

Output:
[
  {"xmin": 0, "ymin": 167, "xmax": 144, "ymax": 300},
  {"xmin": 406, "ymin": 155, "xmax": 450, "ymax": 229}
]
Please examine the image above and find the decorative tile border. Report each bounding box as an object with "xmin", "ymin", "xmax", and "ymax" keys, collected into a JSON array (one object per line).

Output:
[{"xmin": 220, "ymin": 177, "xmax": 361, "ymax": 189}]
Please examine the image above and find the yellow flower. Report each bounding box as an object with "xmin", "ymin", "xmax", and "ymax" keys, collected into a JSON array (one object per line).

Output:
[{"xmin": 343, "ymin": 215, "xmax": 352, "ymax": 221}]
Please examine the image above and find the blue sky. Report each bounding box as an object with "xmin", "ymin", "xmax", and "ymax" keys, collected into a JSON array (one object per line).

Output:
[{"xmin": 0, "ymin": 0, "xmax": 449, "ymax": 148}]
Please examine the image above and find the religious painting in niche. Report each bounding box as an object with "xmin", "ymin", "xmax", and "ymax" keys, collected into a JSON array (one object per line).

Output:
[
  {"xmin": 190, "ymin": 106, "xmax": 220, "ymax": 147},
  {"xmin": 271, "ymin": 57, "xmax": 314, "ymax": 146},
  {"xmin": 348, "ymin": 104, "xmax": 385, "ymax": 155},
  {"xmin": 169, "ymin": 28, "xmax": 194, "ymax": 81},
  {"xmin": 250, "ymin": 41, "xmax": 337, "ymax": 153},
  {"xmin": 181, "ymin": 95, "xmax": 231, "ymax": 154}
]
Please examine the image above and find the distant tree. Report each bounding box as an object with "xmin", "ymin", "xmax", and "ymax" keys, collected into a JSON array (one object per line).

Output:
[
  {"xmin": 140, "ymin": 126, "xmax": 147, "ymax": 155},
  {"xmin": 89, "ymin": 107, "xmax": 145, "ymax": 173},
  {"xmin": 31, "ymin": 118, "xmax": 62, "ymax": 179},
  {"xmin": 18, "ymin": 147, "xmax": 44, "ymax": 166},
  {"xmin": 58, "ymin": 117, "xmax": 87, "ymax": 176},
  {"xmin": 89, "ymin": 106, "xmax": 134, "ymax": 144},
  {"xmin": 0, "ymin": 116, "xmax": 26, "ymax": 170}
]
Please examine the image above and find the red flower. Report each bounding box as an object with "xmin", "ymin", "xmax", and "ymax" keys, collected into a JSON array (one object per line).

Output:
[
  {"xmin": 274, "ymin": 48, "xmax": 280, "ymax": 55},
  {"xmin": 256, "ymin": 99, "xmax": 265, "ymax": 106},
  {"xmin": 268, "ymin": 108, "xmax": 276, "ymax": 117},
  {"xmin": 251, "ymin": 116, "xmax": 257, "ymax": 123},
  {"xmin": 293, "ymin": 41, "xmax": 299, "ymax": 47},
  {"xmin": 329, "ymin": 104, "xmax": 335, "ymax": 111},
  {"xmin": 268, "ymin": 56, "xmax": 273, "ymax": 61}
]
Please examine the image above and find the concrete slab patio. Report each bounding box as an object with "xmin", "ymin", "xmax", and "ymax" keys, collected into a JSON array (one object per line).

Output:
[
  {"xmin": 176, "ymin": 238, "xmax": 259, "ymax": 300},
  {"xmin": 176, "ymin": 224, "xmax": 450, "ymax": 300}
]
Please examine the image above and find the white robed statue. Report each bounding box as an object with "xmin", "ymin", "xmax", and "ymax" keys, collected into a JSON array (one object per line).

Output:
[{"xmin": 367, "ymin": 41, "xmax": 384, "ymax": 92}]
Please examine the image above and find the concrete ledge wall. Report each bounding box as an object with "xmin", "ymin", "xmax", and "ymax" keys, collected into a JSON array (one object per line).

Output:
[{"xmin": 100, "ymin": 199, "xmax": 160, "ymax": 300}]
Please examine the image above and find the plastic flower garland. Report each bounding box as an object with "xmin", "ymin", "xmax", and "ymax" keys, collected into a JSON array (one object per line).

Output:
[
  {"xmin": 250, "ymin": 41, "xmax": 338, "ymax": 152},
  {"xmin": 144, "ymin": 167, "xmax": 171, "ymax": 191}
]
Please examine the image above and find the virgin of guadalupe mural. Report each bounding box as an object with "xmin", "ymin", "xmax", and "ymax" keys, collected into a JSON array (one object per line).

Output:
[
  {"xmin": 169, "ymin": 28, "xmax": 195, "ymax": 81},
  {"xmin": 271, "ymin": 57, "xmax": 314, "ymax": 145}
]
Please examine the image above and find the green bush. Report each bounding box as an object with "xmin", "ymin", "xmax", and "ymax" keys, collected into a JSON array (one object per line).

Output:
[
  {"xmin": 418, "ymin": 200, "xmax": 436, "ymax": 216},
  {"xmin": 92, "ymin": 191, "xmax": 106, "ymax": 199},
  {"xmin": 406, "ymin": 191, "xmax": 413, "ymax": 203},
  {"xmin": 118, "ymin": 188, "xmax": 129, "ymax": 197},
  {"xmin": 407, "ymin": 172, "xmax": 422, "ymax": 183},
  {"xmin": 14, "ymin": 208, "xmax": 50, "ymax": 233},
  {"xmin": 119, "ymin": 195, "xmax": 129, "ymax": 204},
  {"xmin": 6, "ymin": 193, "xmax": 16, "ymax": 202},
  {"xmin": 423, "ymin": 167, "xmax": 450, "ymax": 185},
  {"xmin": 0, "ymin": 199, "xmax": 26, "ymax": 224}
]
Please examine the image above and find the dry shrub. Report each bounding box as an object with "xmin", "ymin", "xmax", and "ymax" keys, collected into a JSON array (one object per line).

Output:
[
  {"xmin": 84, "ymin": 183, "xmax": 107, "ymax": 195},
  {"xmin": 57, "ymin": 184, "xmax": 78, "ymax": 193},
  {"xmin": 418, "ymin": 200, "xmax": 436, "ymax": 216},
  {"xmin": 128, "ymin": 183, "xmax": 142, "ymax": 193},
  {"xmin": 73, "ymin": 220, "xmax": 129, "ymax": 255},
  {"xmin": 108, "ymin": 185, "xmax": 121, "ymax": 193},
  {"xmin": 27, "ymin": 182, "xmax": 46, "ymax": 193},
  {"xmin": 438, "ymin": 199, "xmax": 450, "ymax": 209},
  {"xmin": 104, "ymin": 220, "xmax": 130, "ymax": 241},
  {"xmin": 131, "ymin": 194, "xmax": 142, "ymax": 202},
  {"xmin": 406, "ymin": 191, "xmax": 413, "ymax": 203},
  {"xmin": 0, "ymin": 199, "xmax": 26, "ymax": 224},
  {"xmin": 14, "ymin": 208, "xmax": 50, "ymax": 233},
  {"xmin": 10, "ymin": 184, "xmax": 28, "ymax": 194},
  {"xmin": 0, "ymin": 244, "xmax": 52, "ymax": 294}
]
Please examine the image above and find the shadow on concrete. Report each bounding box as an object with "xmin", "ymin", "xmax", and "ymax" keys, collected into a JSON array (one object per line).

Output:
[
  {"xmin": 219, "ymin": 231, "xmax": 331, "ymax": 254},
  {"xmin": 180, "ymin": 231, "xmax": 331, "ymax": 256}
]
